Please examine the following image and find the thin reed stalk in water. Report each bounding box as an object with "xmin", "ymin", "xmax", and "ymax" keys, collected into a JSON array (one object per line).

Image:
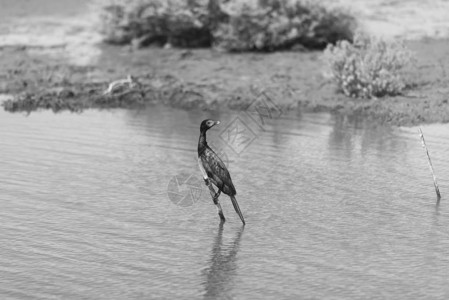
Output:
[{"xmin": 419, "ymin": 128, "xmax": 441, "ymax": 200}]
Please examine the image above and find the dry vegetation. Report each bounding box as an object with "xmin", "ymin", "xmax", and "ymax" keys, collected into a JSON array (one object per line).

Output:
[{"xmin": 323, "ymin": 32, "xmax": 415, "ymax": 98}]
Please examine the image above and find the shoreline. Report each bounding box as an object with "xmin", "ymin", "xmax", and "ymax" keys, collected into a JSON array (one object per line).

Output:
[{"xmin": 2, "ymin": 38, "xmax": 449, "ymax": 127}]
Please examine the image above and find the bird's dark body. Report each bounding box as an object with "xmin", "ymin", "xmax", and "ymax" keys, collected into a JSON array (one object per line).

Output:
[{"xmin": 200, "ymin": 147, "xmax": 236, "ymax": 196}]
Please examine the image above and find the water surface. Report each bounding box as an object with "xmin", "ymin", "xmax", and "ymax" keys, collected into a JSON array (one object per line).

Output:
[{"xmin": 1, "ymin": 107, "xmax": 449, "ymax": 299}]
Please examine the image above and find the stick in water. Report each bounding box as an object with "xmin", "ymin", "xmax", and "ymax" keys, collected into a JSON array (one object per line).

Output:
[{"xmin": 419, "ymin": 128, "xmax": 441, "ymax": 200}]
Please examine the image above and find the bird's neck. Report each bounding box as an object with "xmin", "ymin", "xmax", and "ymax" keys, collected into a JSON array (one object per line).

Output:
[{"xmin": 198, "ymin": 131, "xmax": 208, "ymax": 155}]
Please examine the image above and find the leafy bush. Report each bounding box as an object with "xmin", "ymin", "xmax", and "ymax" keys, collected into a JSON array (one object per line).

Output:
[
  {"xmin": 323, "ymin": 32, "xmax": 414, "ymax": 98},
  {"xmin": 214, "ymin": 0, "xmax": 355, "ymax": 51},
  {"xmin": 96, "ymin": 0, "xmax": 356, "ymax": 50},
  {"xmin": 97, "ymin": 0, "xmax": 213, "ymax": 47}
]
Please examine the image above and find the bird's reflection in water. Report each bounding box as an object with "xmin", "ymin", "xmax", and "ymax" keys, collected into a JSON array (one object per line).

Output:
[{"xmin": 202, "ymin": 224, "xmax": 244, "ymax": 300}]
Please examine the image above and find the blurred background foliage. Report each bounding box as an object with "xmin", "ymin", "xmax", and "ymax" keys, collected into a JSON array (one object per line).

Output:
[
  {"xmin": 96, "ymin": 0, "xmax": 356, "ymax": 51},
  {"xmin": 95, "ymin": 0, "xmax": 414, "ymax": 99}
]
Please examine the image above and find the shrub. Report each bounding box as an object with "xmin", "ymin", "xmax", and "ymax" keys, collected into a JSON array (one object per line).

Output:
[
  {"xmin": 96, "ymin": 0, "xmax": 356, "ymax": 50},
  {"xmin": 97, "ymin": 0, "xmax": 212, "ymax": 47},
  {"xmin": 323, "ymin": 32, "xmax": 415, "ymax": 98},
  {"xmin": 214, "ymin": 0, "xmax": 356, "ymax": 51}
]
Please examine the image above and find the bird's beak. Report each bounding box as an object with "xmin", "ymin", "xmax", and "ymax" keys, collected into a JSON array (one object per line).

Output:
[{"xmin": 215, "ymin": 121, "xmax": 220, "ymax": 126}]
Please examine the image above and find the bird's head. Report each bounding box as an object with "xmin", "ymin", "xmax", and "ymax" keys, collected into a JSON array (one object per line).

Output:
[{"xmin": 200, "ymin": 119, "xmax": 220, "ymax": 133}]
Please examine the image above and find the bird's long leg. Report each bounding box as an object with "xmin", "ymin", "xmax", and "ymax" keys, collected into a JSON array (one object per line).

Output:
[
  {"xmin": 205, "ymin": 179, "xmax": 225, "ymax": 222},
  {"xmin": 215, "ymin": 202, "xmax": 225, "ymax": 223},
  {"xmin": 212, "ymin": 190, "xmax": 225, "ymax": 223},
  {"xmin": 212, "ymin": 190, "xmax": 221, "ymax": 204}
]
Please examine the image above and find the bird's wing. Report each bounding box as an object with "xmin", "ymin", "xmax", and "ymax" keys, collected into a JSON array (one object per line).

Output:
[
  {"xmin": 201, "ymin": 148, "xmax": 236, "ymax": 195},
  {"xmin": 198, "ymin": 157, "xmax": 208, "ymax": 180}
]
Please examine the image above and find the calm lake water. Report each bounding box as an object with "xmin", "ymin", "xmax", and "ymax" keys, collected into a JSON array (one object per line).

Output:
[{"xmin": 1, "ymin": 107, "xmax": 449, "ymax": 299}]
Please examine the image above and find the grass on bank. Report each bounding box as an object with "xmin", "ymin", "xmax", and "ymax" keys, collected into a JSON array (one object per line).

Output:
[
  {"xmin": 1, "ymin": 74, "xmax": 216, "ymax": 113},
  {"xmin": 323, "ymin": 32, "xmax": 415, "ymax": 99},
  {"xmin": 95, "ymin": 0, "xmax": 356, "ymax": 51}
]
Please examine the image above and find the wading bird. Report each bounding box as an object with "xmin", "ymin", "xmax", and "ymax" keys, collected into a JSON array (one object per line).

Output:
[{"xmin": 198, "ymin": 119, "xmax": 246, "ymax": 225}]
